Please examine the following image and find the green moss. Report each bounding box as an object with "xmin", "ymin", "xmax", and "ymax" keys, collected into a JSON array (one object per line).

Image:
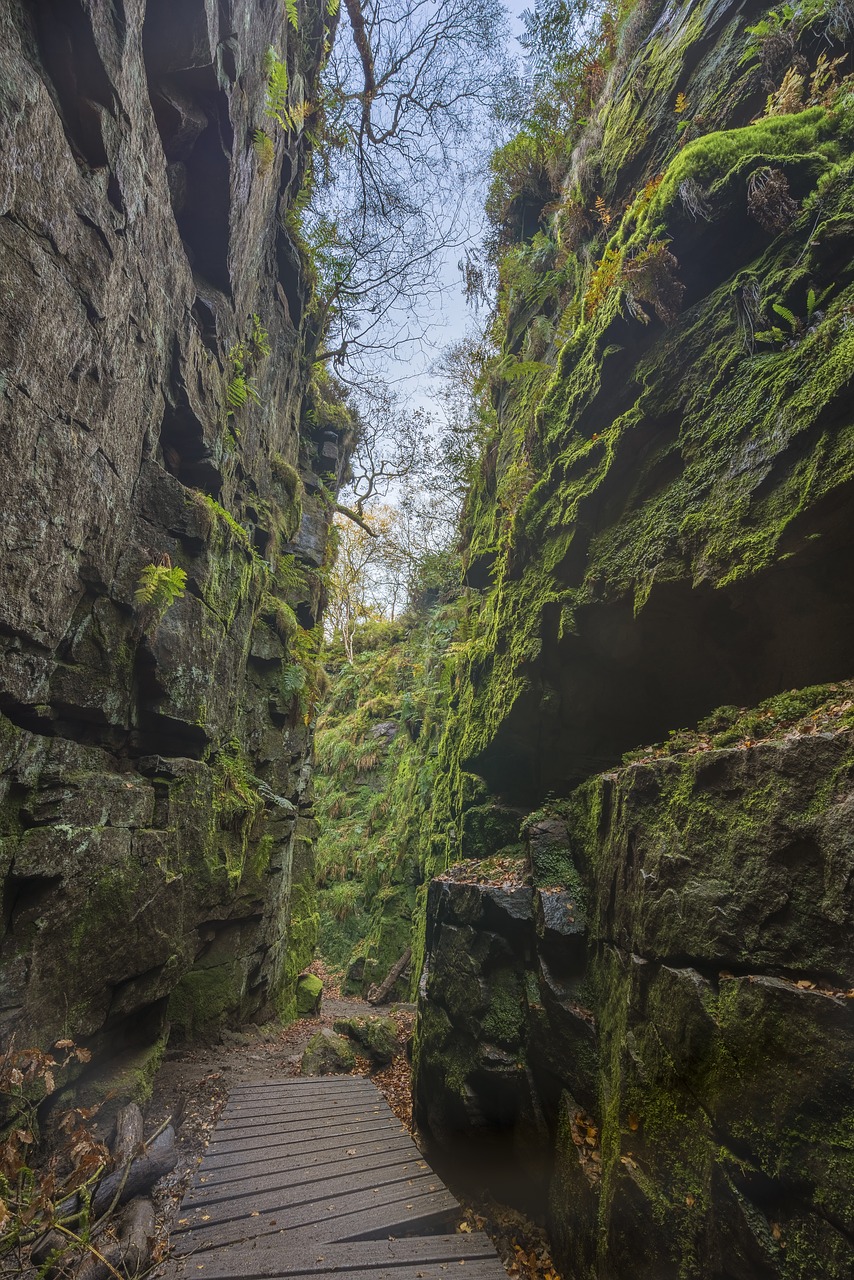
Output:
[
  {"xmin": 279, "ymin": 859, "xmax": 320, "ymax": 1024},
  {"xmin": 296, "ymin": 972, "xmax": 323, "ymax": 1015},
  {"xmin": 481, "ymin": 969, "xmax": 527, "ymax": 1047},
  {"xmin": 168, "ymin": 963, "xmax": 245, "ymax": 1039},
  {"xmin": 210, "ymin": 741, "xmax": 265, "ymax": 885}
]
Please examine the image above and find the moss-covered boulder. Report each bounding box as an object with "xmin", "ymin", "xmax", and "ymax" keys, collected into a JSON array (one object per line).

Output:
[
  {"xmin": 300, "ymin": 1029, "xmax": 357, "ymax": 1076},
  {"xmin": 332, "ymin": 1015, "xmax": 399, "ymax": 1065},
  {"xmin": 296, "ymin": 974, "xmax": 324, "ymax": 1017}
]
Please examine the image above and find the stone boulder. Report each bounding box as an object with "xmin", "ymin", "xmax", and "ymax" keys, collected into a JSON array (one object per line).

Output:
[
  {"xmin": 333, "ymin": 1015, "xmax": 399, "ymax": 1066},
  {"xmin": 296, "ymin": 974, "xmax": 323, "ymax": 1017},
  {"xmin": 300, "ymin": 1029, "xmax": 356, "ymax": 1076}
]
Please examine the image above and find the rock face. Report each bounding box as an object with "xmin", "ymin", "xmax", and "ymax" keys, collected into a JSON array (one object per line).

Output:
[
  {"xmin": 414, "ymin": 728, "xmax": 854, "ymax": 1279},
  {"xmin": 410, "ymin": 0, "xmax": 854, "ymax": 1275},
  {"xmin": 0, "ymin": 0, "xmax": 343, "ymax": 1097}
]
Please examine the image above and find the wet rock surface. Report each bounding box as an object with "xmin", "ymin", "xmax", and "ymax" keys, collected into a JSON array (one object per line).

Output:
[{"xmin": 0, "ymin": 0, "xmax": 342, "ymax": 1097}]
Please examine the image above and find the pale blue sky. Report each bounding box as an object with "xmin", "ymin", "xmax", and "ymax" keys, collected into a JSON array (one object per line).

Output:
[{"xmin": 375, "ymin": 0, "xmax": 531, "ymax": 415}]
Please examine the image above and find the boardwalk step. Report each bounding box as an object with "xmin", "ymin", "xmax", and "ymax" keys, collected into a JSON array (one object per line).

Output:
[{"xmin": 163, "ymin": 1077, "xmax": 506, "ymax": 1280}]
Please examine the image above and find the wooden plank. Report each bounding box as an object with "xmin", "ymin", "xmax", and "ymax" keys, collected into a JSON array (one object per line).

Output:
[
  {"xmin": 203, "ymin": 1117, "xmax": 401, "ymax": 1161},
  {"xmin": 168, "ymin": 1234, "xmax": 503, "ymax": 1279},
  {"xmin": 226, "ymin": 1081, "xmax": 376, "ymax": 1101},
  {"xmin": 174, "ymin": 1170, "xmax": 450, "ymax": 1243},
  {"xmin": 163, "ymin": 1078, "xmax": 505, "ymax": 1280},
  {"xmin": 181, "ymin": 1162, "xmax": 440, "ymax": 1223},
  {"xmin": 193, "ymin": 1132, "xmax": 421, "ymax": 1189},
  {"xmin": 172, "ymin": 1183, "xmax": 460, "ymax": 1255},
  {"xmin": 185, "ymin": 1148, "xmax": 423, "ymax": 1208},
  {"xmin": 171, "ymin": 1232, "xmax": 498, "ymax": 1274},
  {"xmin": 223, "ymin": 1099, "xmax": 384, "ymax": 1123},
  {"xmin": 215, "ymin": 1105, "xmax": 386, "ymax": 1135}
]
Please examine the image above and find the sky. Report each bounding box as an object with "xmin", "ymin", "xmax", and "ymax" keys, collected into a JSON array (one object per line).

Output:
[{"xmin": 372, "ymin": 0, "xmax": 531, "ymax": 417}]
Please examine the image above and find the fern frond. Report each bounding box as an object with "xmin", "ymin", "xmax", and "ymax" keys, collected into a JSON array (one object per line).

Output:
[
  {"xmin": 252, "ymin": 128, "xmax": 275, "ymax": 175},
  {"xmin": 771, "ymin": 302, "xmax": 798, "ymax": 331},
  {"xmin": 265, "ymin": 49, "xmax": 292, "ymax": 129},
  {"xmin": 134, "ymin": 563, "xmax": 187, "ymax": 628},
  {"xmin": 285, "ymin": 0, "xmax": 299, "ymax": 29}
]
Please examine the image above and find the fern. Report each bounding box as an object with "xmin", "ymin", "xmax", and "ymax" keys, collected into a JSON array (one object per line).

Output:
[
  {"xmin": 225, "ymin": 340, "xmax": 261, "ymax": 415},
  {"xmin": 226, "ymin": 373, "xmax": 260, "ymax": 409},
  {"xmin": 135, "ymin": 561, "xmax": 187, "ymax": 629},
  {"xmin": 252, "ymin": 128, "xmax": 275, "ymax": 174},
  {"xmin": 771, "ymin": 302, "xmax": 799, "ymax": 332},
  {"xmin": 281, "ymin": 663, "xmax": 307, "ymax": 697},
  {"xmin": 251, "ymin": 313, "xmax": 272, "ymax": 359},
  {"xmin": 285, "ymin": 0, "xmax": 299, "ymax": 29},
  {"xmin": 326, "ymin": 0, "xmax": 339, "ymax": 14},
  {"xmin": 265, "ymin": 48, "xmax": 292, "ymax": 129}
]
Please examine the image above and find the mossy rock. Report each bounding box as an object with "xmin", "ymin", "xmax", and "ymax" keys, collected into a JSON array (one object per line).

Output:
[
  {"xmin": 296, "ymin": 973, "xmax": 323, "ymax": 1017},
  {"xmin": 332, "ymin": 1015, "xmax": 399, "ymax": 1066},
  {"xmin": 300, "ymin": 1028, "xmax": 356, "ymax": 1075}
]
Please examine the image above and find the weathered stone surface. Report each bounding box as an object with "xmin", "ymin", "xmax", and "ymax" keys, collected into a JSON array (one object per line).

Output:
[
  {"xmin": 333, "ymin": 1015, "xmax": 399, "ymax": 1065},
  {"xmin": 0, "ymin": 0, "xmax": 345, "ymax": 1100},
  {"xmin": 300, "ymin": 1028, "xmax": 356, "ymax": 1075},
  {"xmin": 414, "ymin": 727, "xmax": 854, "ymax": 1279}
]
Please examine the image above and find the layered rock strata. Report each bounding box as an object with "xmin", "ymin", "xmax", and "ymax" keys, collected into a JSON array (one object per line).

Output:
[
  {"xmin": 0, "ymin": 0, "xmax": 342, "ymax": 1098},
  {"xmin": 414, "ymin": 726, "xmax": 854, "ymax": 1279}
]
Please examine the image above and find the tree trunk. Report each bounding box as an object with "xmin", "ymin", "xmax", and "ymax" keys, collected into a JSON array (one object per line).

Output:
[{"xmin": 367, "ymin": 947, "xmax": 412, "ymax": 1005}]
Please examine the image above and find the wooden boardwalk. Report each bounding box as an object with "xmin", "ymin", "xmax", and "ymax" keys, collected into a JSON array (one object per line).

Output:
[{"xmin": 165, "ymin": 1076, "xmax": 507, "ymax": 1279}]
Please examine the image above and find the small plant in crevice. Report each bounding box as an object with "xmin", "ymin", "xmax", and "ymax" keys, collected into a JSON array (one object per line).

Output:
[
  {"xmin": 743, "ymin": 0, "xmax": 854, "ymax": 76},
  {"xmin": 224, "ymin": 315, "xmax": 272, "ymax": 420},
  {"xmin": 250, "ymin": 313, "xmax": 272, "ymax": 359},
  {"xmin": 754, "ymin": 284, "xmax": 833, "ymax": 345},
  {"xmin": 584, "ymin": 245, "xmax": 622, "ymax": 319},
  {"xmin": 211, "ymin": 740, "xmax": 266, "ymax": 885},
  {"xmin": 762, "ymin": 48, "xmax": 850, "ymax": 115},
  {"xmin": 746, "ymin": 166, "xmax": 800, "ymax": 232},
  {"xmin": 264, "ymin": 47, "xmax": 309, "ymax": 133},
  {"xmin": 621, "ymin": 241, "xmax": 685, "ymax": 325},
  {"xmin": 134, "ymin": 555, "xmax": 187, "ymax": 632},
  {"xmin": 225, "ymin": 341, "xmax": 261, "ymax": 414},
  {"xmin": 253, "ymin": 127, "xmax": 275, "ymax": 174}
]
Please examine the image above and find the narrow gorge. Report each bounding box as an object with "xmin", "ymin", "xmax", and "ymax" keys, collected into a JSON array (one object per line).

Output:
[{"xmin": 2, "ymin": 0, "xmax": 853, "ymax": 1278}]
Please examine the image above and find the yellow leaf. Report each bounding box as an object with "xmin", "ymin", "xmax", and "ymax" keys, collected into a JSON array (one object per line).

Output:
[
  {"xmin": 675, "ymin": 92, "xmax": 689, "ymax": 114},
  {"xmin": 458, "ymin": 1221, "xmax": 472, "ymax": 1233}
]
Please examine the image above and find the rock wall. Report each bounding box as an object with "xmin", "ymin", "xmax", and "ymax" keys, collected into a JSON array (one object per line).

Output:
[
  {"xmin": 411, "ymin": 0, "xmax": 854, "ymax": 1275},
  {"xmin": 0, "ymin": 0, "xmax": 343, "ymax": 1099},
  {"xmin": 414, "ymin": 714, "xmax": 854, "ymax": 1278}
]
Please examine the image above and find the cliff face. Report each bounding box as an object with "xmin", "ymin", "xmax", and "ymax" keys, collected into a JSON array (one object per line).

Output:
[
  {"xmin": 0, "ymin": 0, "xmax": 342, "ymax": 1097},
  {"xmin": 415, "ymin": 699, "xmax": 854, "ymax": 1278},
  {"xmin": 455, "ymin": 0, "xmax": 854, "ymax": 805},
  {"xmin": 411, "ymin": 0, "xmax": 854, "ymax": 1274}
]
